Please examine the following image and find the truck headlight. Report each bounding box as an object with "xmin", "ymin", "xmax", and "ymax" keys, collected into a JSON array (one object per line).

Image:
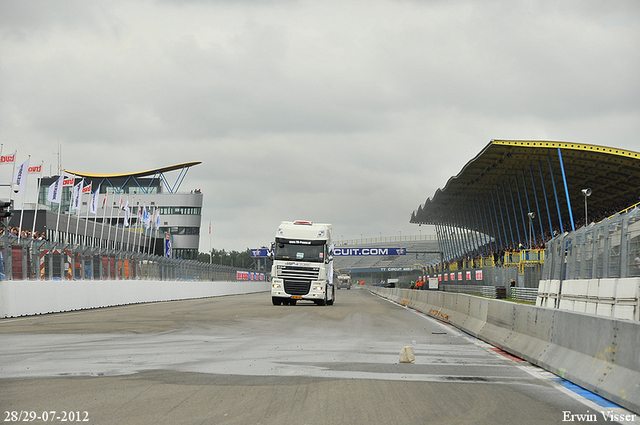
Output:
[
  {"xmin": 313, "ymin": 285, "xmax": 323, "ymax": 291},
  {"xmin": 272, "ymin": 283, "xmax": 282, "ymax": 289}
]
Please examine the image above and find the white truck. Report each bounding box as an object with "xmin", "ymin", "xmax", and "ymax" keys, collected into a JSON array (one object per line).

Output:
[{"xmin": 269, "ymin": 220, "xmax": 335, "ymax": 306}]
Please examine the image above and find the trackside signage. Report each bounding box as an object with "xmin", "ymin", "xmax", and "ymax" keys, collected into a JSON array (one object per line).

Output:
[
  {"xmin": 333, "ymin": 247, "xmax": 406, "ymax": 256},
  {"xmin": 251, "ymin": 247, "xmax": 407, "ymax": 257}
]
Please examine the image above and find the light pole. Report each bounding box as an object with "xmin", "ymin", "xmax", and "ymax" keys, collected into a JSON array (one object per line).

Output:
[
  {"xmin": 582, "ymin": 188, "xmax": 592, "ymax": 227},
  {"xmin": 528, "ymin": 212, "xmax": 535, "ymax": 249}
]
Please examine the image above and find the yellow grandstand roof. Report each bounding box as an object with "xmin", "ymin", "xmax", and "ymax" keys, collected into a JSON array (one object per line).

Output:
[
  {"xmin": 62, "ymin": 161, "xmax": 202, "ymax": 179},
  {"xmin": 410, "ymin": 140, "xmax": 640, "ymax": 239}
]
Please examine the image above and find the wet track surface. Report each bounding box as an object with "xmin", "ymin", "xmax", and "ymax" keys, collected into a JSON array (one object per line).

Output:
[{"xmin": 0, "ymin": 288, "xmax": 630, "ymax": 424}]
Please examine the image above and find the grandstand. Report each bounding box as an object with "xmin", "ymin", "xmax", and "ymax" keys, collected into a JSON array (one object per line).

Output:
[{"xmin": 409, "ymin": 140, "xmax": 640, "ymax": 289}]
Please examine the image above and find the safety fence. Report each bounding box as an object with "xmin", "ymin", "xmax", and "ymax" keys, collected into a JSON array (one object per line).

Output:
[
  {"xmin": 543, "ymin": 206, "xmax": 640, "ymax": 281},
  {"xmin": 0, "ymin": 235, "xmax": 251, "ymax": 282},
  {"xmin": 441, "ymin": 284, "xmax": 538, "ymax": 303}
]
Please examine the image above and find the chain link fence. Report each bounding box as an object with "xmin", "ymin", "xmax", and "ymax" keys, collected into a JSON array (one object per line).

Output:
[{"xmin": 543, "ymin": 207, "xmax": 640, "ymax": 281}]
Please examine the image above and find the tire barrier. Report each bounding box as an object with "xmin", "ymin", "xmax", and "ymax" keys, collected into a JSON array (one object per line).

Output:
[{"xmin": 371, "ymin": 287, "xmax": 640, "ymax": 415}]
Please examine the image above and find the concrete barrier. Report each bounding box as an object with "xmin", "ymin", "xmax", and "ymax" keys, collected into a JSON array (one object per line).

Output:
[
  {"xmin": 0, "ymin": 279, "xmax": 271, "ymax": 318},
  {"xmin": 371, "ymin": 287, "xmax": 640, "ymax": 415}
]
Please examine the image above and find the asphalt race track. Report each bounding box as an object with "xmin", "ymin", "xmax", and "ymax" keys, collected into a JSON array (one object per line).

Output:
[{"xmin": 0, "ymin": 288, "xmax": 631, "ymax": 424}]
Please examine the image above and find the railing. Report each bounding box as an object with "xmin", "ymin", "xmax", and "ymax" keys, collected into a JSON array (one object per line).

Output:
[
  {"xmin": 510, "ymin": 287, "xmax": 538, "ymax": 303},
  {"xmin": 441, "ymin": 284, "xmax": 537, "ymax": 303},
  {"xmin": 0, "ymin": 235, "xmax": 254, "ymax": 282}
]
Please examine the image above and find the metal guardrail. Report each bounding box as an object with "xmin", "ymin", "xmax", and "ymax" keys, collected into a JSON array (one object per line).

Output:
[
  {"xmin": 442, "ymin": 284, "xmax": 497, "ymax": 298},
  {"xmin": 442, "ymin": 284, "xmax": 538, "ymax": 303},
  {"xmin": 510, "ymin": 287, "xmax": 538, "ymax": 303}
]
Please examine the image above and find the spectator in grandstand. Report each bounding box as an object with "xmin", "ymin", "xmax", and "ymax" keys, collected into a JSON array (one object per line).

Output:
[{"xmin": 633, "ymin": 252, "xmax": 640, "ymax": 276}]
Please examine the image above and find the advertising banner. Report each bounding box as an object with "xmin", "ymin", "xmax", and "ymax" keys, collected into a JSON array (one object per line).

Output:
[{"xmin": 333, "ymin": 247, "xmax": 406, "ymax": 256}]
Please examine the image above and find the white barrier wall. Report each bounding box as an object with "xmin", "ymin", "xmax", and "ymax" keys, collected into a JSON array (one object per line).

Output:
[
  {"xmin": 371, "ymin": 287, "xmax": 640, "ymax": 415},
  {"xmin": 536, "ymin": 277, "xmax": 640, "ymax": 321},
  {"xmin": 0, "ymin": 280, "xmax": 271, "ymax": 318}
]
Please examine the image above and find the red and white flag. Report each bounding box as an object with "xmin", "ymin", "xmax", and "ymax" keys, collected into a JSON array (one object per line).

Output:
[
  {"xmin": 28, "ymin": 164, "xmax": 42, "ymax": 174},
  {"xmin": 82, "ymin": 183, "xmax": 92, "ymax": 194},
  {"xmin": 63, "ymin": 176, "xmax": 75, "ymax": 187},
  {"xmin": 0, "ymin": 153, "xmax": 15, "ymax": 164}
]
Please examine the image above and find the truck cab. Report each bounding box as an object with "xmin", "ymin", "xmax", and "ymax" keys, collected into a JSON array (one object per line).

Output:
[{"xmin": 269, "ymin": 220, "xmax": 335, "ymax": 306}]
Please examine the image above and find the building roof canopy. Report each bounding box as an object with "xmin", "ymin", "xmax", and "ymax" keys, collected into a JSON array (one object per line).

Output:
[{"xmin": 411, "ymin": 140, "xmax": 640, "ymax": 241}]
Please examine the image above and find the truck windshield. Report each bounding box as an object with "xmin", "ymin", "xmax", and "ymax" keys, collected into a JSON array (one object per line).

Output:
[{"xmin": 275, "ymin": 240, "xmax": 326, "ymax": 263}]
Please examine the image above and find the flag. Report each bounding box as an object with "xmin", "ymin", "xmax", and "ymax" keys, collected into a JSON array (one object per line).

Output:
[
  {"xmin": 28, "ymin": 164, "xmax": 42, "ymax": 174},
  {"xmin": 155, "ymin": 208, "xmax": 160, "ymax": 230},
  {"xmin": 101, "ymin": 192, "xmax": 107, "ymax": 209},
  {"xmin": 119, "ymin": 197, "xmax": 124, "ymax": 211},
  {"xmin": 123, "ymin": 200, "xmax": 130, "ymax": 227},
  {"xmin": 63, "ymin": 176, "xmax": 75, "ymax": 187},
  {"xmin": 90, "ymin": 185, "xmax": 100, "ymax": 214},
  {"xmin": 82, "ymin": 183, "xmax": 92, "ymax": 194},
  {"xmin": 143, "ymin": 206, "xmax": 150, "ymax": 229},
  {"xmin": 12, "ymin": 159, "xmax": 29, "ymax": 195},
  {"xmin": 71, "ymin": 180, "xmax": 83, "ymax": 210},
  {"xmin": 0, "ymin": 153, "xmax": 15, "ymax": 164},
  {"xmin": 47, "ymin": 175, "xmax": 64, "ymax": 203}
]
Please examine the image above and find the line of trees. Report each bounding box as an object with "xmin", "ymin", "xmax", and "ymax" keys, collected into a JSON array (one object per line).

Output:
[{"xmin": 197, "ymin": 248, "xmax": 258, "ymax": 269}]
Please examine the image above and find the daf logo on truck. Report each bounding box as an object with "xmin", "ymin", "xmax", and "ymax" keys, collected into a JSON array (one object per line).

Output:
[{"xmin": 269, "ymin": 220, "xmax": 335, "ymax": 306}]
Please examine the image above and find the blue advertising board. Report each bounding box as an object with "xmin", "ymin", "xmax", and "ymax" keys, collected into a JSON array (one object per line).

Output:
[
  {"xmin": 251, "ymin": 247, "xmax": 406, "ymax": 257},
  {"xmin": 251, "ymin": 249, "xmax": 269, "ymax": 258},
  {"xmin": 333, "ymin": 247, "xmax": 406, "ymax": 256}
]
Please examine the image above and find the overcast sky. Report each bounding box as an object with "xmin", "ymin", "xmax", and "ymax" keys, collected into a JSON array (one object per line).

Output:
[{"xmin": 1, "ymin": 0, "xmax": 639, "ymax": 252}]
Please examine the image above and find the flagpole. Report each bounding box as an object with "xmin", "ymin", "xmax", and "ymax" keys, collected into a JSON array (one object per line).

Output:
[
  {"xmin": 17, "ymin": 155, "xmax": 30, "ymax": 241},
  {"xmin": 65, "ymin": 176, "xmax": 77, "ymax": 245},
  {"xmin": 52, "ymin": 175, "xmax": 63, "ymax": 244},
  {"xmin": 140, "ymin": 204, "xmax": 146, "ymax": 254},
  {"xmin": 100, "ymin": 189, "xmax": 110, "ymax": 251},
  {"xmin": 152, "ymin": 208, "xmax": 158, "ymax": 256},
  {"xmin": 106, "ymin": 192, "xmax": 116, "ymax": 251},
  {"xmin": 120, "ymin": 196, "xmax": 128, "ymax": 251},
  {"xmin": 30, "ymin": 161, "xmax": 44, "ymax": 239},
  {"xmin": 83, "ymin": 183, "xmax": 91, "ymax": 247},
  {"xmin": 114, "ymin": 194, "xmax": 123, "ymax": 250},
  {"xmin": 135, "ymin": 205, "xmax": 142, "ymax": 252},
  {"xmin": 126, "ymin": 197, "xmax": 134, "ymax": 251},
  {"xmin": 91, "ymin": 185, "xmax": 100, "ymax": 248},
  {"xmin": 9, "ymin": 150, "xmax": 17, "ymax": 205},
  {"xmin": 74, "ymin": 180, "xmax": 84, "ymax": 244}
]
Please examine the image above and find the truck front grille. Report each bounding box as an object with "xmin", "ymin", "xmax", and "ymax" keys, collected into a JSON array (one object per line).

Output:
[{"xmin": 279, "ymin": 266, "xmax": 320, "ymax": 296}]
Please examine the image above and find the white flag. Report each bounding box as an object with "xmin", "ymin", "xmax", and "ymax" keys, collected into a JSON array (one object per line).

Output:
[
  {"xmin": 90, "ymin": 185, "xmax": 100, "ymax": 214},
  {"xmin": 12, "ymin": 159, "xmax": 29, "ymax": 195},
  {"xmin": 123, "ymin": 200, "xmax": 130, "ymax": 227},
  {"xmin": 143, "ymin": 206, "xmax": 150, "ymax": 229},
  {"xmin": 47, "ymin": 175, "xmax": 64, "ymax": 204},
  {"xmin": 72, "ymin": 180, "xmax": 83, "ymax": 210}
]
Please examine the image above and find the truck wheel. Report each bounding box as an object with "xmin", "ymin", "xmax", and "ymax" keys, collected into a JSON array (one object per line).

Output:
[
  {"xmin": 316, "ymin": 293, "xmax": 327, "ymax": 306},
  {"xmin": 327, "ymin": 287, "xmax": 335, "ymax": 305},
  {"xmin": 272, "ymin": 297, "xmax": 282, "ymax": 306}
]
